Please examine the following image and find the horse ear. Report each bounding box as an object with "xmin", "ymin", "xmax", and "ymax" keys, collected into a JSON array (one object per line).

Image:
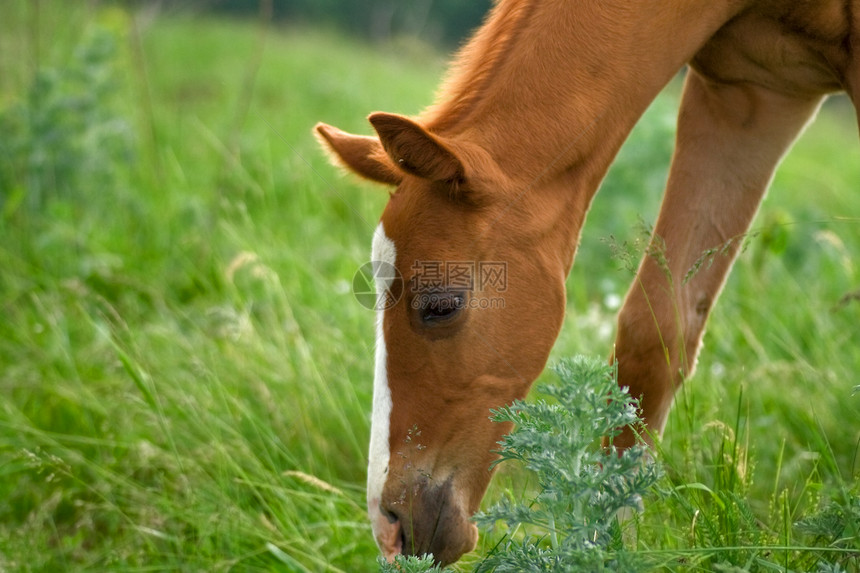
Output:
[
  {"xmin": 315, "ymin": 123, "xmax": 402, "ymax": 186},
  {"xmin": 369, "ymin": 112, "xmax": 465, "ymax": 184}
]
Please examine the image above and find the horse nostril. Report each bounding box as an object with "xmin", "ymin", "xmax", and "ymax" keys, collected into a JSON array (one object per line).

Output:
[
  {"xmin": 382, "ymin": 508, "xmax": 399, "ymax": 525},
  {"xmin": 377, "ymin": 506, "xmax": 405, "ymax": 557},
  {"xmin": 398, "ymin": 521, "xmax": 407, "ymax": 555}
]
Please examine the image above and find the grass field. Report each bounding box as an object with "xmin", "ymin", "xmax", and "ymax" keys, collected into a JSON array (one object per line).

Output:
[{"xmin": 0, "ymin": 2, "xmax": 858, "ymax": 571}]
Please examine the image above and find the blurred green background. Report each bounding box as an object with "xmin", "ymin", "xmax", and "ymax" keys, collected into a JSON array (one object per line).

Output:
[{"xmin": 119, "ymin": 0, "xmax": 491, "ymax": 45}]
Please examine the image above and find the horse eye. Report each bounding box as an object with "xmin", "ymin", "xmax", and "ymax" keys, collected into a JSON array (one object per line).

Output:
[{"xmin": 420, "ymin": 292, "xmax": 466, "ymax": 324}]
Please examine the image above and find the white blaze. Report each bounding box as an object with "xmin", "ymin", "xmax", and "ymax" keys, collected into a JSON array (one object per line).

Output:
[{"xmin": 367, "ymin": 223, "xmax": 396, "ymax": 531}]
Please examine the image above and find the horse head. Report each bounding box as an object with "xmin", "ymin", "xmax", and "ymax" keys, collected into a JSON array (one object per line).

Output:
[{"xmin": 316, "ymin": 113, "xmax": 572, "ymax": 565}]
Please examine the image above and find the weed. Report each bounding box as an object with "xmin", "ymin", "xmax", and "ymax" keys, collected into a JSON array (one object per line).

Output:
[
  {"xmin": 0, "ymin": 26, "xmax": 133, "ymax": 214},
  {"xmin": 378, "ymin": 554, "xmax": 451, "ymax": 572},
  {"xmin": 473, "ymin": 357, "xmax": 660, "ymax": 572}
]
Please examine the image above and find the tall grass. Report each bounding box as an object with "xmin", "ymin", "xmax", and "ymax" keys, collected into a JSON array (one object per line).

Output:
[{"xmin": 0, "ymin": 1, "xmax": 858, "ymax": 571}]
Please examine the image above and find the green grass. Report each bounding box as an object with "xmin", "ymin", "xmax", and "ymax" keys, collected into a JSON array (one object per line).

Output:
[{"xmin": 0, "ymin": 2, "xmax": 858, "ymax": 571}]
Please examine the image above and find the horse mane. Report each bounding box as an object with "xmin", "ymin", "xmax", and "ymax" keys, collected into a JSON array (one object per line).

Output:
[{"xmin": 421, "ymin": 0, "xmax": 535, "ymax": 134}]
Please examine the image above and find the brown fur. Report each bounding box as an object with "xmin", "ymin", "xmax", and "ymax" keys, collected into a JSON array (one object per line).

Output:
[{"xmin": 316, "ymin": 0, "xmax": 859, "ymax": 565}]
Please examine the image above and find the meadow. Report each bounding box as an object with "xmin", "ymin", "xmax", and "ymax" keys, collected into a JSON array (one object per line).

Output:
[{"xmin": 0, "ymin": 2, "xmax": 858, "ymax": 571}]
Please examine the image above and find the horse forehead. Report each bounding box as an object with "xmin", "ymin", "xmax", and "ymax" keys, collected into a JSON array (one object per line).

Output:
[
  {"xmin": 383, "ymin": 181, "xmax": 458, "ymax": 226},
  {"xmin": 380, "ymin": 188, "xmax": 482, "ymax": 259}
]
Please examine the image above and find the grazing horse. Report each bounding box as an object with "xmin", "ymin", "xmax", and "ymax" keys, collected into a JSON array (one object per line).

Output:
[{"xmin": 316, "ymin": 0, "xmax": 859, "ymax": 566}]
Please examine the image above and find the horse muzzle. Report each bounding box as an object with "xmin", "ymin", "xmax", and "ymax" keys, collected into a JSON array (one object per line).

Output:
[{"xmin": 370, "ymin": 475, "xmax": 478, "ymax": 566}]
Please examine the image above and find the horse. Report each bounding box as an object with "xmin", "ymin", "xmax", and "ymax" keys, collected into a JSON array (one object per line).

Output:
[{"xmin": 315, "ymin": 0, "xmax": 859, "ymax": 566}]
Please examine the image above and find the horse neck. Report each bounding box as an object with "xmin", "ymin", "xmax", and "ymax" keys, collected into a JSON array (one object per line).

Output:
[{"xmin": 422, "ymin": 0, "xmax": 744, "ymax": 189}]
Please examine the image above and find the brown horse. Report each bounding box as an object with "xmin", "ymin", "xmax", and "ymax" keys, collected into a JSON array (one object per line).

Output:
[{"xmin": 316, "ymin": 0, "xmax": 859, "ymax": 566}]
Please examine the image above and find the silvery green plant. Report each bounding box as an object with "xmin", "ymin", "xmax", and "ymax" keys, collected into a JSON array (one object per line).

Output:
[
  {"xmin": 473, "ymin": 356, "xmax": 660, "ymax": 572},
  {"xmin": 377, "ymin": 554, "xmax": 449, "ymax": 572}
]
